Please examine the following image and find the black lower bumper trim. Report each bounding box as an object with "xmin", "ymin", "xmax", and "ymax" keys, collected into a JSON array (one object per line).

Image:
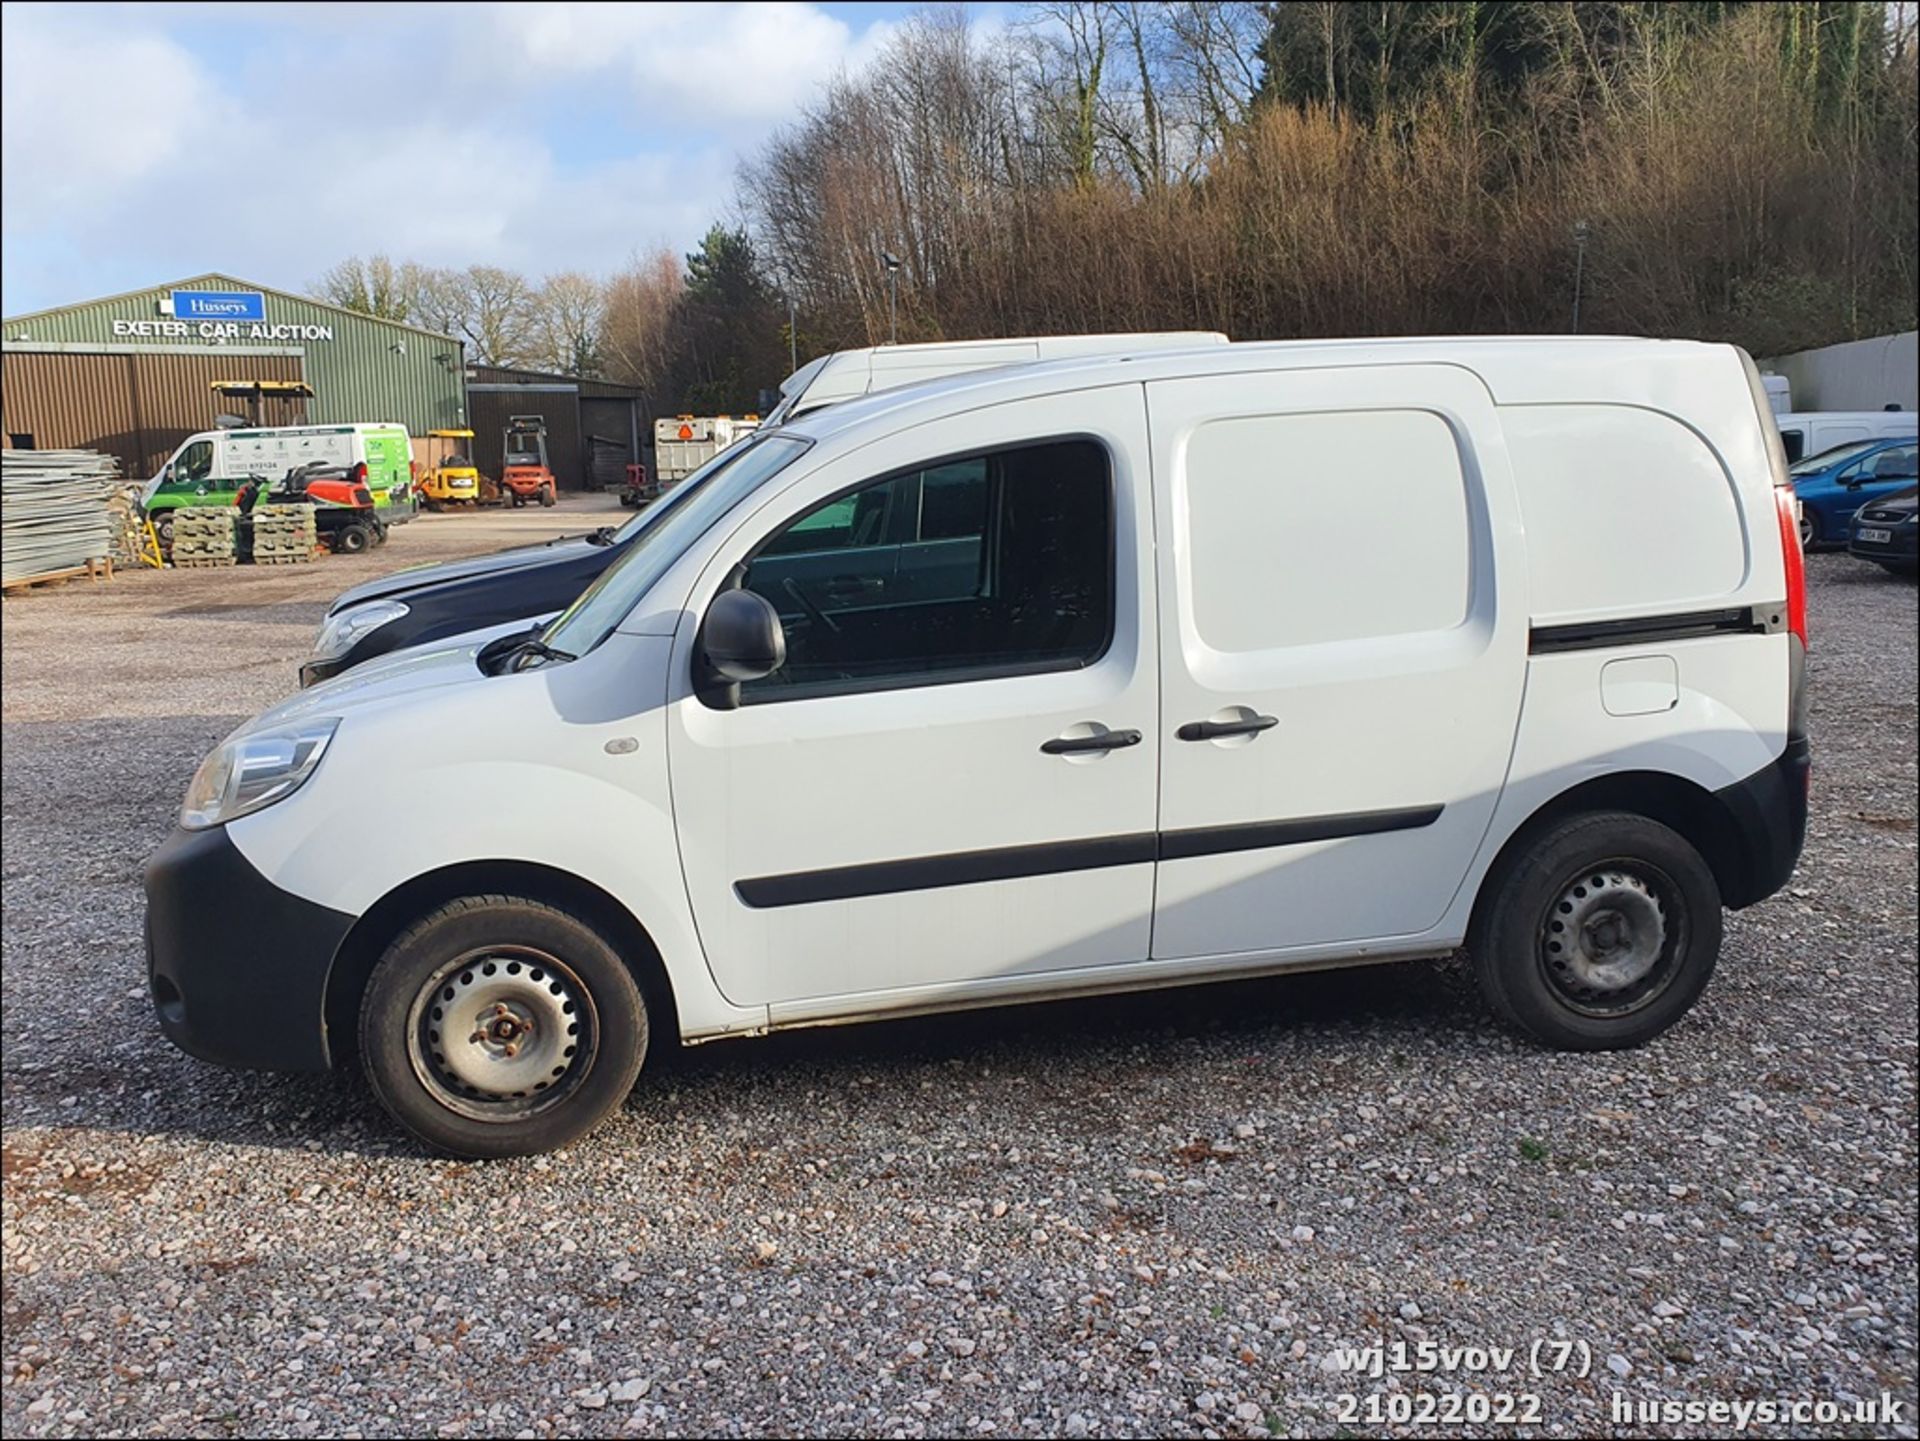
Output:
[
  {"xmin": 1712, "ymin": 737, "xmax": 1811, "ymax": 909},
  {"xmin": 144, "ymin": 826, "xmax": 354, "ymax": 1071}
]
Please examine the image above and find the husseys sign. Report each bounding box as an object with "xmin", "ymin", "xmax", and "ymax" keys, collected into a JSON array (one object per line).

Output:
[{"xmin": 110, "ymin": 290, "xmax": 335, "ymax": 342}]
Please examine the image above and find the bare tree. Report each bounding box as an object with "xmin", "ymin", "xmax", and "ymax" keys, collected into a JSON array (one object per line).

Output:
[
  {"xmin": 312, "ymin": 255, "xmax": 424, "ymax": 323},
  {"xmin": 534, "ymin": 271, "xmax": 606, "ymax": 375},
  {"xmin": 600, "ymin": 249, "xmax": 684, "ymax": 392}
]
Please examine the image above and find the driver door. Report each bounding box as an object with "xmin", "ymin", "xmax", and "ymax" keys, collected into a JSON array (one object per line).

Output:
[{"xmin": 667, "ymin": 387, "xmax": 1160, "ymax": 1019}]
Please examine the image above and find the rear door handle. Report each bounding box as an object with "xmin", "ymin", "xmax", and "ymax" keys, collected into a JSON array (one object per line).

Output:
[
  {"xmin": 1176, "ymin": 714, "xmax": 1278, "ymax": 742},
  {"xmin": 1041, "ymin": 728, "xmax": 1142, "ymax": 755}
]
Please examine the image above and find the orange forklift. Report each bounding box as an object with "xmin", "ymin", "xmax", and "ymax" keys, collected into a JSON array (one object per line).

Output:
[{"xmin": 501, "ymin": 415, "xmax": 558, "ymax": 508}]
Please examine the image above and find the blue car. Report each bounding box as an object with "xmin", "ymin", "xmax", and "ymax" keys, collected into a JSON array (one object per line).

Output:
[{"xmin": 1790, "ymin": 435, "xmax": 1919, "ymax": 548}]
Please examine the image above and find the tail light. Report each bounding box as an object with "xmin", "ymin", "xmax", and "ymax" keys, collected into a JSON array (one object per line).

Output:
[
  {"xmin": 352, "ymin": 462, "xmax": 369, "ymax": 484},
  {"xmin": 1772, "ymin": 484, "xmax": 1808, "ymax": 647}
]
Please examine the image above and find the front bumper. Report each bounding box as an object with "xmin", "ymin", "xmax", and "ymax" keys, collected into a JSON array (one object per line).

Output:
[
  {"xmin": 1848, "ymin": 524, "xmax": 1918, "ymax": 566},
  {"xmin": 144, "ymin": 826, "xmax": 355, "ymax": 1071}
]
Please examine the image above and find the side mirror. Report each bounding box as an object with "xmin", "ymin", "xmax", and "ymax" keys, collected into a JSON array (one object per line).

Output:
[{"xmin": 697, "ymin": 588, "xmax": 786, "ymax": 706}]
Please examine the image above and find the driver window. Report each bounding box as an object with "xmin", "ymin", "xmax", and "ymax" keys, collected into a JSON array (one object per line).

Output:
[
  {"xmin": 740, "ymin": 439, "xmax": 1112, "ymax": 700},
  {"xmin": 178, "ymin": 440, "xmax": 214, "ymax": 482}
]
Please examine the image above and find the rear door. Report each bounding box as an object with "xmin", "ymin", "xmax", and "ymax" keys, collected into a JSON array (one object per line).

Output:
[{"xmin": 1146, "ymin": 364, "xmax": 1529, "ymax": 960}]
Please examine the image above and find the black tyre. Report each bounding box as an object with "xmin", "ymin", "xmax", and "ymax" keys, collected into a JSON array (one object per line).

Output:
[
  {"xmin": 333, "ymin": 522, "xmax": 373, "ymax": 554},
  {"xmin": 511, "ymin": 492, "xmax": 526, "ymax": 508},
  {"xmin": 152, "ymin": 510, "xmax": 175, "ymax": 556},
  {"xmin": 358, "ymin": 896, "xmax": 648, "ymax": 1158},
  {"xmin": 618, "ymin": 494, "xmax": 637, "ymax": 508},
  {"xmin": 1469, "ymin": 811, "xmax": 1721, "ymax": 1050},
  {"xmin": 539, "ymin": 485, "xmax": 556, "ymax": 508}
]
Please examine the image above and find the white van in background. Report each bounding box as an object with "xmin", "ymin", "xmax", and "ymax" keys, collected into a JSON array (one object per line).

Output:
[
  {"xmin": 1773, "ymin": 408, "xmax": 1915, "ymax": 463},
  {"xmin": 765, "ymin": 331, "xmax": 1231, "ymax": 423},
  {"xmin": 140, "ymin": 421, "xmax": 416, "ymax": 545},
  {"xmin": 148, "ymin": 336, "xmax": 1810, "ymax": 1158}
]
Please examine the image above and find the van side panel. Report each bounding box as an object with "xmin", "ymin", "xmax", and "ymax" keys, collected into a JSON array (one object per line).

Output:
[{"xmin": 1505, "ymin": 406, "xmax": 1748, "ymax": 617}]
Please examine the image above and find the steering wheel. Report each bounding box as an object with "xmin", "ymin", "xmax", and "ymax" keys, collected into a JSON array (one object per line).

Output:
[{"xmin": 781, "ymin": 576, "xmax": 839, "ymax": 633}]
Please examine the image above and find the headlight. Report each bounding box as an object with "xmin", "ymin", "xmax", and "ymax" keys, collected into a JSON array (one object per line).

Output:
[
  {"xmin": 312, "ymin": 600, "xmax": 408, "ymax": 661},
  {"xmin": 181, "ymin": 720, "xmax": 339, "ymax": 830}
]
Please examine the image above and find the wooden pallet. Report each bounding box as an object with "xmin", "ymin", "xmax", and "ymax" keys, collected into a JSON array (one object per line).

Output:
[
  {"xmin": 251, "ymin": 550, "xmax": 316, "ymax": 566},
  {"xmin": 173, "ymin": 555, "xmax": 237, "ymax": 570},
  {"xmin": 1, "ymin": 557, "xmax": 113, "ymax": 595}
]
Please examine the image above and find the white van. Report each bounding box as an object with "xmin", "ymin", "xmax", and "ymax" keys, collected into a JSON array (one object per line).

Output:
[
  {"xmin": 1773, "ymin": 408, "xmax": 1915, "ymax": 463},
  {"xmin": 764, "ymin": 331, "xmax": 1230, "ymax": 423},
  {"xmin": 146, "ymin": 337, "xmax": 1811, "ymax": 1158},
  {"xmin": 140, "ymin": 421, "xmax": 416, "ymax": 542}
]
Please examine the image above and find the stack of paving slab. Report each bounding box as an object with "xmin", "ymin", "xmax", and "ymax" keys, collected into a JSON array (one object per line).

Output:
[
  {"xmin": 1, "ymin": 449, "xmax": 118, "ymax": 583},
  {"xmin": 171, "ymin": 508, "xmax": 240, "ymax": 568},
  {"xmin": 248, "ymin": 503, "xmax": 318, "ymax": 564}
]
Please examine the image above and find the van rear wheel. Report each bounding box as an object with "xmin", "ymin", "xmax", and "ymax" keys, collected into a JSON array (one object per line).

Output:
[
  {"xmin": 358, "ymin": 896, "xmax": 648, "ymax": 1158},
  {"xmin": 1469, "ymin": 811, "xmax": 1721, "ymax": 1050}
]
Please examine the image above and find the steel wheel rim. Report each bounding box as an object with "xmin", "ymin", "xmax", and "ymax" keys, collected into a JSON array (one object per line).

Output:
[
  {"xmin": 405, "ymin": 946, "xmax": 598, "ymax": 1122},
  {"xmin": 1537, "ymin": 859, "xmax": 1687, "ymax": 1017}
]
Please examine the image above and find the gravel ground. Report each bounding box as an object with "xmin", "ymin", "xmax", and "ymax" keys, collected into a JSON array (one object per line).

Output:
[{"xmin": 2, "ymin": 545, "xmax": 1914, "ymax": 1440}]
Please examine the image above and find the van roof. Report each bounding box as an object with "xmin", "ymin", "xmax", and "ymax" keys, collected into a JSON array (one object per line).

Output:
[
  {"xmin": 780, "ymin": 331, "xmax": 1231, "ymax": 416},
  {"xmin": 777, "ymin": 335, "xmax": 1744, "ymax": 444}
]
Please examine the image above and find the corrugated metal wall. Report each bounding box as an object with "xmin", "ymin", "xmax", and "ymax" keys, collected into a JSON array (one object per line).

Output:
[
  {"xmin": 469, "ymin": 387, "xmax": 585, "ymax": 490},
  {"xmin": 462, "ymin": 366, "xmax": 644, "ymax": 491},
  {"xmin": 581, "ymin": 397, "xmax": 638, "ymax": 482},
  {"xmin": 3, "ymin": 274, "xmax": 466, "ymax": 436},
  {"xmin": 1, "ymin": 350, "xmax": 305, "ymax": 478}
]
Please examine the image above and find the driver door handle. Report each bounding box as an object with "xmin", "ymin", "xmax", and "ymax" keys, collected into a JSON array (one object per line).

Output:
[
  {"xmin": 1176, "ymin": 714, "xmax": 1278, "ymax": 742},
  {"xmin": 1040, "ymin": 728, "xmax": 1142, "ymax": 755}
]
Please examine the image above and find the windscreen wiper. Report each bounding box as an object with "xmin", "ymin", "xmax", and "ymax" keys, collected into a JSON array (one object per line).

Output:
[
  {"xmin": 478, "ymin": 625, "xmax": 574, "ymax": 675},
  {"xmin": 507, "ymin": 637, "xmax": 577, "ymax": 670}
]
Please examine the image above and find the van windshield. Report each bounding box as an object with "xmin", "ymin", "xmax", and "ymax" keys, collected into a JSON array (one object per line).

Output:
[{"xmin": 542, "ymin": 434, "xmax": 810, "ymax": 659}]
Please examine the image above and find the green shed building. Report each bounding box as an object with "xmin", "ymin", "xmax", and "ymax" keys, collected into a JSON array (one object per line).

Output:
[{"xmin": 2, "ymin": 273, "xmax": 467, "ymax": 479}]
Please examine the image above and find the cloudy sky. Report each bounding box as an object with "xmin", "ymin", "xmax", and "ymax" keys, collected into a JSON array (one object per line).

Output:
[{"xmin": 1, "ymin": 1, "xmax": 964, "ymax": 316}]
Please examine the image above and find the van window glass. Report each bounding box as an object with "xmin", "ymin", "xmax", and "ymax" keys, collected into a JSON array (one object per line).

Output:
[
  {"xmin": 178, "ymin": 440, "xmax": 214, "ymax": 481},
  {"xmin": 1780, "ymin": 431, "xmax": 1805, "ymax": 462},
  {"xmin": 741, "ymin": 440, "xmax": 1110, "ymax": 700},
  {"xmin": 1181, "ymin": 410, "xmax": 1469, "ymax": 651},
  {"xmin": 541, "ymin": 435, "xmax": 811, "ymax": 659}
]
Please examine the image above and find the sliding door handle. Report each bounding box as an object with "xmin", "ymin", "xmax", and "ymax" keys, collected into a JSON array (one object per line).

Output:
[
  {"xmin": 1041, "ymin": 728, "xmax": 1142, "ymax": 755},
  {"xmin": 1177, "ymin": 714, "xmax": 1278, "ymax": 742}
]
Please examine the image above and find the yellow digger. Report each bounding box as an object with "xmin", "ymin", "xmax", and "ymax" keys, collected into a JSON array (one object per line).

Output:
[{"xmin": 415, "ymin": 429, "xmax": 481, "ymax": 510}]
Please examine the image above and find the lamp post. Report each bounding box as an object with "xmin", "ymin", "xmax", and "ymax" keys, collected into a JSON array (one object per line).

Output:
[
  {"xmin": 882, "ymin": 252, "xmax": 902, "ymax": 345},
  {"xmin": 787, "ymin": 294, "xmax": 797, "ymax": 374},
  {"xmin": 1571, "ymin": 219, "xmax": 1591, "ymax": 334}
]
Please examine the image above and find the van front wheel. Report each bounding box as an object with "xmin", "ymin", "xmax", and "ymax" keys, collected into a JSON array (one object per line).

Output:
[
  {"xmin": 1469, "ymin": 812, "xmax": 1721, "ymax": 1050},
  {"xmin": 358, "ymin": 896, "xmax": 648, "ymax": 1158}
]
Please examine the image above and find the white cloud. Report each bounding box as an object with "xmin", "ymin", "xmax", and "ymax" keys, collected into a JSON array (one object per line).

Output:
[
  {"xmin": 487, "ymin": 1, "xmax": 857, "ymax": 126},
  {"xmin": 0, "ymin": 16, "xmax": 238, "ymax": 212},
  {"xmin": 0, "ymin": 1, "xmax": 893, "ymax": 313}
]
